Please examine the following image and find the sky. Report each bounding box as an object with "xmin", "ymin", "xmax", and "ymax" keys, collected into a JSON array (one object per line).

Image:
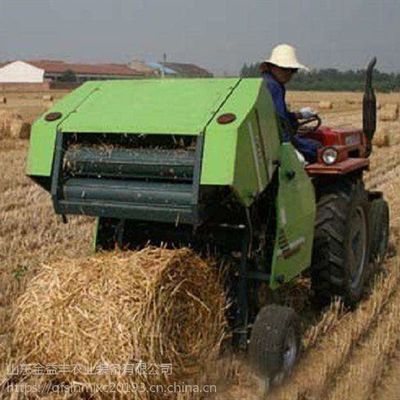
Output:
[{"xmin": 0, "ymin": 0, "xmax": 399, "ymax": 75}]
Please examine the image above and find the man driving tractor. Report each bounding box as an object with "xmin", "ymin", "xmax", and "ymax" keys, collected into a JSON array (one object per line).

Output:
[{"xmin": 261, "ymin": 43, "xmax": 322, "ymax": 163}]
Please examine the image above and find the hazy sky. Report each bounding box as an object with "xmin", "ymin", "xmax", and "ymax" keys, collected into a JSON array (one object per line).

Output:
[{"xmin": 0, "ymin": 0, "xmax": 399, "ymax": 75}]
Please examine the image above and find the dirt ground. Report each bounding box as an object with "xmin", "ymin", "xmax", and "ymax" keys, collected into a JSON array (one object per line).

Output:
[{"xmin": 1, "ymin": 90, "xmax": 400, "ymax": 399}]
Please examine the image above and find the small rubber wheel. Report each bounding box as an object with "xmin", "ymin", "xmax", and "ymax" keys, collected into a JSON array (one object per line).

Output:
[
  {"xmin": 369, "ymin": 199, "xmax": 389, "ymax": 263},
  {"xmin": 248, "ymin": 305, "xmax": 301, "ymax": 386}
]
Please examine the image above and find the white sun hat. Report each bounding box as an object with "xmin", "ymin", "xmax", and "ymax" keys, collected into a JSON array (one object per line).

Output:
[{"xmin": 265, "ymin": 44, "xmax": 309, "ymax": 71}]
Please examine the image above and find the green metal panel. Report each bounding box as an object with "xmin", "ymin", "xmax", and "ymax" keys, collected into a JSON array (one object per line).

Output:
[
  {"xmin": 59, "ymin": 79, "xmax": 239, "ymax": 134},
  {"xmin": 26, "ymin": 78, "xmax": 240, "ymax": 177},
  {"xmin": 201, "ymin": 79, "xmax": 281, "ymax": 207},
  {"xmin": 200, "ymin": 79, "xmax": 262, "ymax": 188},
  {"xmin": 231, "ymin": 87, "xmax": 281, "ymax": 206},
  {"xmin": 26, "ymin": 82, "xmax": 100, "ymax": 176},
  {"xmin": 269, "ymin": 143, "xmax": 316, "ymax": 289}
]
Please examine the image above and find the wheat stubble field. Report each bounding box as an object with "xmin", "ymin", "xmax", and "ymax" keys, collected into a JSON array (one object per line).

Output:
[{"xmin": 1, "ymin": 90, "xmax": 400, "ymax": 399}]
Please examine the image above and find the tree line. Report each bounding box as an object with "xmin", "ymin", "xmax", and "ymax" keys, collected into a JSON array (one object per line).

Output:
[{"xmin": 241, "ymin": 63, "xmax": 400, "ymax": 92}]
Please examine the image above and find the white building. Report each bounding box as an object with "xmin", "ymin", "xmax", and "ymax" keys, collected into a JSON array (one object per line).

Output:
[
  {"xmin": 0, "ymin": 61, "xmax": 44, "ymax": 83},
  {"xmin": 0, "ymin": 60, "xmax": 148, "ymax": 84}
]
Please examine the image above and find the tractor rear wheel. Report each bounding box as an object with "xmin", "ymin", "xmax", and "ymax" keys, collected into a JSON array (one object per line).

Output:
[
  {"xmin": 369, "ymin": 198, "xmax": 389, "ymax": 263},
  {"xmin": 311, "ymin": 179, "xmax": 370, "ymax": 307},
  {"xmin": 248, "ymin": 305, "xmax": 301, "ymax": 386}
]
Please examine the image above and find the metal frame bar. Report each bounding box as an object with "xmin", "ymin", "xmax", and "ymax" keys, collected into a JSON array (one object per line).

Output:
[
  {"xmin": 51, "ymin": 131, "xmax": 67, "ymax": 215},
  {"xmin": 232, "ymin": 230, "xmax": 251, "ymax": 350}
]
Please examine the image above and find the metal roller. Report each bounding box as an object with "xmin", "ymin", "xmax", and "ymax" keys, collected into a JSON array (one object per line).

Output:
[
  {"xmin": 64, "ymin": 148, "xmax": 196, "ymax": 181},
  {"xmin": 63, "ymin": 179, "xmax": 193, "ymax": 207}
]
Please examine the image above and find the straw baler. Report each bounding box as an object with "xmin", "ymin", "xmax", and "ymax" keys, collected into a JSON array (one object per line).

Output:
[{"xmin": 26, "ymin": 59, "xmax": 389, "ymax": 384}]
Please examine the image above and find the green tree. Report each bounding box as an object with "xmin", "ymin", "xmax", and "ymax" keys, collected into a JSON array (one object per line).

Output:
[
  {"xmin": 59, "ymin": 69, "xmax": 78, "ymax": 82},
  {"xmin": 240, "ymin": 62, "xmax": 400, "ymax": 92}
]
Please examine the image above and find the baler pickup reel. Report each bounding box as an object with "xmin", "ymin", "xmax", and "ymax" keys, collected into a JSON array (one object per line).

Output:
[{"xmin": 51, "ymin": 132, "xmax": 205, "ymax": 226}]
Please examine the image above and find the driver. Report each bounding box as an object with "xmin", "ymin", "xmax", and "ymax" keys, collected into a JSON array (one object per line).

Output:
[{"xmin": 261, "ymin": 44, "xmax": 322, "ymax": 163}]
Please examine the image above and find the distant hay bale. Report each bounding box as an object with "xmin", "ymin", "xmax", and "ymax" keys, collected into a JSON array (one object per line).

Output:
[
  {"xmin": 372, "ymin": 128, "xmax": 390, "ymax": 147},
  {"xmin": 0, "ymin": 96, "xmax": 6, "ymax": 104},
  {"xmin": 0, "ymin": 110, "xmax": 29, "ymax": 139},
  {"xmin": 12, "ymin": 247, "xmax": 227, "ymax": 398},
  {"xmin": 318, "ymin": 101, "xmax": 333, "ymax": 110},
  {"xmin": 18, "ymin": 122, "xmax": 31, "ymax": 139},
  {"xmin": 42, "ymin": 94, "xmax": 54, "ymax": 102},
  {"xmin": 379, "ymin": 103, "xmax": 399, "ymax": 122}
]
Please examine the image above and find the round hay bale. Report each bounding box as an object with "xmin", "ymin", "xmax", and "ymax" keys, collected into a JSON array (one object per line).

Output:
[
  {"xmin": 0, "ymin": 96, "xmax": 6, "ymax": 104},
  {"xmin": 318, "ymin": 101, "xmax": 333, "ymax": 110},
  {"xmin": 0, "ymin": 110, "xmax": 26, "ymax": 139},
  {"xmin": 18, "ymin": 122, "xmax": 31, "ymax": 140},
  {"xmin": 372, "ymin": 128, "xmax": 390, "ymax": 147},
  {"xmin": 42, "ymin": 94, "xmax": 54, "ymax": 102},
  {"xmin": 379, "ymin": 103, "xmax": 399, "ymax": 122},
  {"xmin": 12, "ymin": 247, "xmax": 227, "ymax": 397}
]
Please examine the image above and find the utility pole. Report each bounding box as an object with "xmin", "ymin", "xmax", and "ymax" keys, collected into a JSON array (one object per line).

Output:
[{"xmin": 161, "ymin": 53, "xmax": 167, "ymax": 79}]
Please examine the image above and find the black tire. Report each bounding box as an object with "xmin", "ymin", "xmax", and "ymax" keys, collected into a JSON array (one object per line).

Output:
[
  {"xmin": 369, "ymin": 199, "xmax": 389, "ymax": 263},
  {"xmin": 248, "ymin": 305, "xmax": 301, "ymax": 385},
  {"xmin": 311, "ymin": 179, "xmax": 370, "ymax": 307}
]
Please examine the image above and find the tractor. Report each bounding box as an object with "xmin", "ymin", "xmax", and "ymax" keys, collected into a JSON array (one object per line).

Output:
[{"xmin": 26, "ymin": 58, "xmax": 389, "ymax": 384}]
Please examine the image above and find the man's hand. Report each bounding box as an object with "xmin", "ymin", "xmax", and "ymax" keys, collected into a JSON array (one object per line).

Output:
[{"xmin": 299, "ymin": 107, "xmax": 317, "ymax": 119}]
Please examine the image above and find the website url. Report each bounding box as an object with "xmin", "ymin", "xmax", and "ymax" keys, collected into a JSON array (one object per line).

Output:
[{"xmin": 6, "ymin": 382, "xmax": 217, "ymax": 395}]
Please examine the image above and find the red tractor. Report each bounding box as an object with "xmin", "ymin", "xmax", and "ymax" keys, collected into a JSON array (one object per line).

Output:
[{"xmin": 297, "ymin": 58, "xmax": 389, "ymax": 305}]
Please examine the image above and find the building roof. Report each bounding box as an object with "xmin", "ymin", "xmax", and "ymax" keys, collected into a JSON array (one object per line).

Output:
[
  {"xmin": 146, "ymin": 62, "xmax": 178, "ymax": 75},
  {"xmin": 27, "ymin": 60, "xmax": 146, "ymax": 77},
  {"xmin": 128, "ymin": 60, "xmax": 157, "ymax": 75},
  {"xmin": 161, "ymin": 62, "xmax": 213, "ymax": 78}
]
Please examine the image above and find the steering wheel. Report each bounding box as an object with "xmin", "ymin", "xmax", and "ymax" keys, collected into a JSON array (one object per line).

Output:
[{"xmin": 298, "ymin": 115, "xmax": 322, "ymax": 134}]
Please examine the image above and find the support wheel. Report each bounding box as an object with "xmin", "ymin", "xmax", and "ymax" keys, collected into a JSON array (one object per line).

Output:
[
  {"xmin": 369, "ymin": 198, "xmax": 389, "ymax": 263},
  {"xmin": 248, "ymin": 305, "xmax": 301, "ymax": 386},
  {"xmin": 311, "ymin": 179, "xmax": 370, "ymax": 307}
]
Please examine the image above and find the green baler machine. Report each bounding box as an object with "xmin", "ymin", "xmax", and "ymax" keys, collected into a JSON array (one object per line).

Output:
[
  {"xmin": 27, "ymin": 78, "xmax": 315, "ymax": 290},
  {"xmin": 27, "ymin": 73, "xmax": 387, "ymax": 383}
]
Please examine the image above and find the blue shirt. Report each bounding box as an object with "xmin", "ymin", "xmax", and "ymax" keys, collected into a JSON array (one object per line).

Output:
[
  {"xmin": 262, "ymin": 72, "xmax": 297, "ymax": 141},
  {"xmin": 262, "ymin": 72, "xmax": 321, "ymax": 163}
]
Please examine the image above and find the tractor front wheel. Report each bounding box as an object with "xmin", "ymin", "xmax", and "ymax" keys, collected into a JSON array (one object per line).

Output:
[
  {"xmin": 248, "ymin": 305, "xmax": 301, "ymax": 387},
  {"xmin": 311, "ymin": 179, "xmax": 370, "ymax": 307}
]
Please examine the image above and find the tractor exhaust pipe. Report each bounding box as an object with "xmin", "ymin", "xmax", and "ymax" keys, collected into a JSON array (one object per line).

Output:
[{"xmin": 363, "ymin": 57, "xmax": 377, "ymax": 156}]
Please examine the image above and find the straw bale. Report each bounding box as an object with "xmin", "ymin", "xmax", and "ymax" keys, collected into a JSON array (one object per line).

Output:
[
  {"xmin": 42, "ymin": 94, "xmax": 54, "ymax": 102},
  {"xmin": 373, "ymin": 128, "xmax": 391, "ymax": 147},
  {"xmin": 18, "ymin": 122, "xmax": 31, "ymax": 139},
  {"xmin": 379, "ymin": 103, "xmax": 399, "ymax": 122},
  {"xmin": 0, "ymin": 111, "xmax": 29, "ymax": 139},
  {"xmin": 12, "ymin": 247, "xmax": 227, "ymax": 399},
  {"xmin": 318, "ymin": 101, "xmax": 333, "ymax": 110},
  {"xmin": 0, "ymin": 96, "xmax": 6, "ymax": 104}
]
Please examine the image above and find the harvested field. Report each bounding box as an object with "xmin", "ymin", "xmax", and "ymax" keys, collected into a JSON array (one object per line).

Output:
[
  {"xmin": 1, "ymin": 91, "xmax": 400, "ymax": 399},
  {"xmin": 0, "ymin": 90, "xmax": 69, "ymax": 124}
]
